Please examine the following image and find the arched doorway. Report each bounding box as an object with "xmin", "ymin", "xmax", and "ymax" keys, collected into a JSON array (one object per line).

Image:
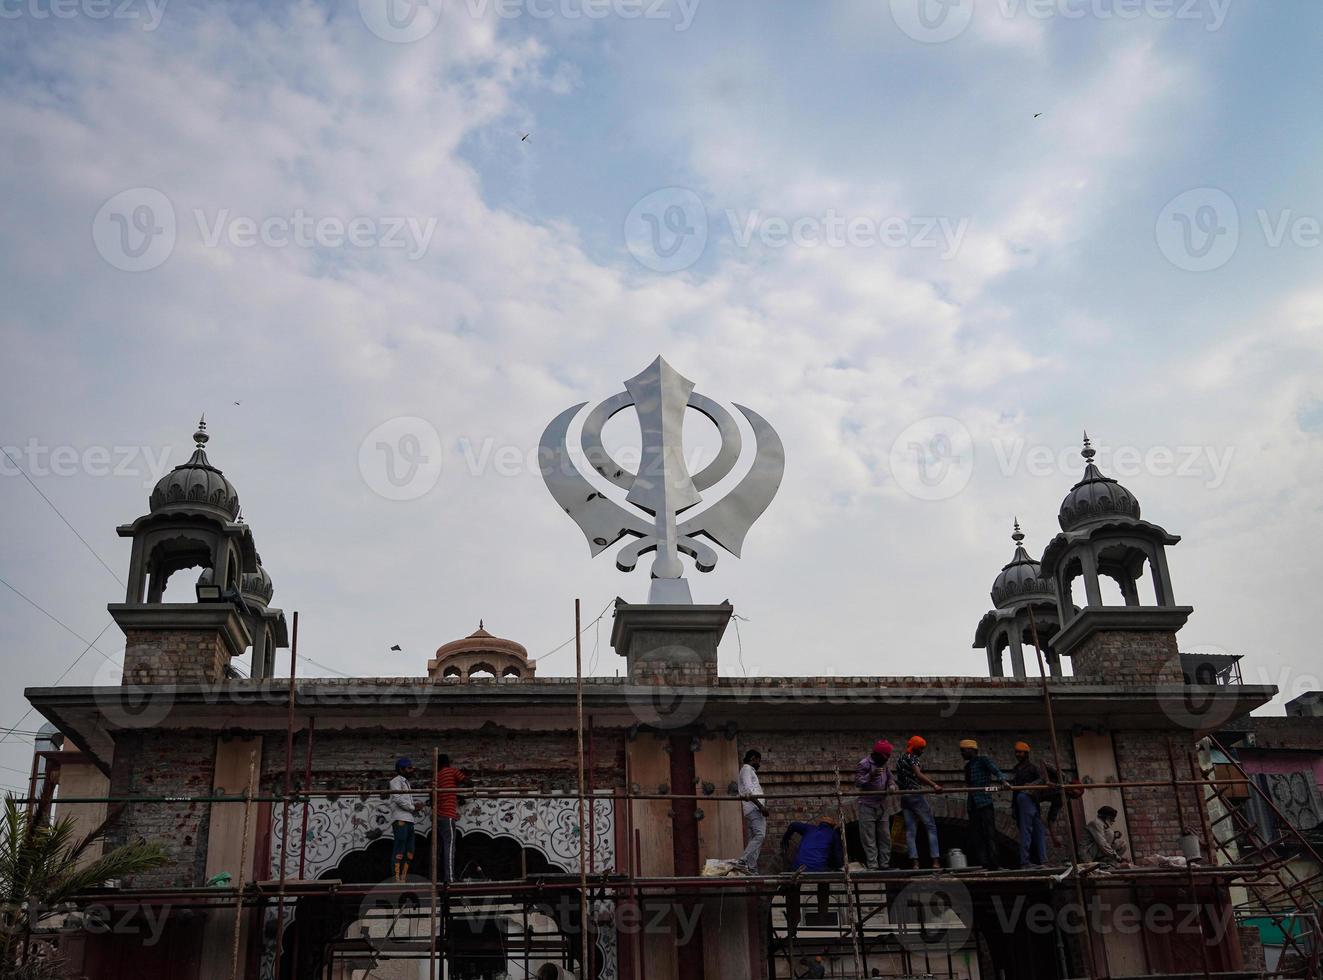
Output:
[{"xmin": 276, "ymin": 832, "xmax": 609, "ymax": 980}]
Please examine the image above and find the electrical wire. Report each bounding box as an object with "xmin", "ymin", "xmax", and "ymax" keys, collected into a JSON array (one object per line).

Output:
[
  {"xmin": 0, "ymin": 575, "xmax": 119, "ymax": 667},
  {"xmin": 0, "ymin": 620, "xmax": 115, "ymax": 746},
  {"xmin": 530, "ymin": 598, "xmax": 613, "ymax": 666},
  {"xmin": 0, "ymin": 446, "xmax": 125, "ymax": 587},
  {"xmin": 732, "ymin": 613, "xmax": 750, "ymax": 678}
]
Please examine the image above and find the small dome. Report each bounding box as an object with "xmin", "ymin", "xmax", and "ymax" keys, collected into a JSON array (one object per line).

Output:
[
  {"xmin": 990, "ymin": 521, "xmax": 1054, "ymax": 608},
  {"xmin": 1057, "ymin": 433, "xmax": 1140, "ymax": 532},
  {"xmin": 150, "ymin": 417, "xmax": 240, "ymax": 520},
  {"xmin": 429, "ymin": 621, "xmax": 534, "ymax": 681},
  {"xmin": 241, "ymin": 562, "xmax": 273, "ymax": 608}
]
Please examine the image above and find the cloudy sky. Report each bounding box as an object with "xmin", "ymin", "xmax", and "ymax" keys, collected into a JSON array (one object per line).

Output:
[{"xmin": 2, "ymin": 0, "xmax": 1321, "ymax": 787}]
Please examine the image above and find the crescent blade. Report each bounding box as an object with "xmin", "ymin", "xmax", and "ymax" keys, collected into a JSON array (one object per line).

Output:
[
  {"xmin": 539, "ymin": 402, "xmax": 650, "ymax": 556},
  {"xmin": 677, "ymin": 403, "xmax": 784, "ymax": 558}
]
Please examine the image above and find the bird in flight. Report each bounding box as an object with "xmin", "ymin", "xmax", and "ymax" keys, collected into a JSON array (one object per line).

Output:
[
  {"xmin": 520, "ymin": 133, "xmax": 530, "ymax": 141},
  {"xmin": 1033, "ymin": 113, "xmax": 1043, "ymax": 118},
  {"xmin": 390, "ymin": 644, "xmax": 402, "ymax": 652}
]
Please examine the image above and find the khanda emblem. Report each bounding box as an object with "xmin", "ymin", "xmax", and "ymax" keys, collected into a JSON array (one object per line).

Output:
[{"xmin": 540, "ymin": 356, "xmax": 784, "ymax": 604}]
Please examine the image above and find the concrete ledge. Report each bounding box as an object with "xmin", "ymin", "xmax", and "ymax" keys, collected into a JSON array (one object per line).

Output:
[{"xmin": 1053, "ymin": 605, "xmax": 1192, "ymax": 659}]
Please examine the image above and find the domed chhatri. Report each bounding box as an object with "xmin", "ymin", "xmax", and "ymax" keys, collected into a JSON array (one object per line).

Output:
[
  {"xmin": 990, "ymin": 519, "xmax": 1054, "ymax": 608},
  {"xmin": 149, "ymin": 416, "xmax": 241, "ymax": 520},
  {"xmin": 428, "ymin": 621, "xmax": 535, "ymax": 682},
  {"xmin": 241, "ymin": 561, "xmax": 274, "ymax": 608},
  {"xmin": 974, "ymin": 521, "xmax": 1062, "ymax": 679},
  {"xmin": 1057, "ymin": 432, "xmax": 1141, "ymax": 532}
]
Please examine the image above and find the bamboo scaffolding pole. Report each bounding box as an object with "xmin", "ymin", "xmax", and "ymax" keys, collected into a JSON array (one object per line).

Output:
[
  {"xmin": 832, "ymin": 766, "xmax": 867, "ymax": 978},
  {"xmin": 429, "ymin": 745, "xmax": 439, "ymax": 980},
  {"xmin": 1027, "ymin": 606, "xmax": 1100, "ymax": 980},
  {"xmin": 229, "ymin": 748, "xmax": 258, "ymax": 980},
  {"xmin": 574, "ymin": 597, "xmax": 591, "ymax": 980},
  {"xmin": 1166, "ymin": 739, "xmax": 1214, "ymax": 980},
  {"xmin": 273, "ymin": 609, "xmax": 299, "ymax": 976},
  {"xmin": 289, "ymin": 713, "xmax": 316, "ymax": 974}
]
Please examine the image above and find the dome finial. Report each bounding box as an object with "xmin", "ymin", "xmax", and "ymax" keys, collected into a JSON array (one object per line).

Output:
[
  {"xmin": 194, "ymin": 415, "xmax": 209, "ymax": 448},
  {"xmin": 479, "ymin": 618, "xmax": 484, "ymax": 631},
  {"xmin": 1081, "ymin": 430, "xmax": 1095, "ymax": 462},
  {"xmin": 1012, "ymin": 517, "xmax": 1024, "ymax": 544}
]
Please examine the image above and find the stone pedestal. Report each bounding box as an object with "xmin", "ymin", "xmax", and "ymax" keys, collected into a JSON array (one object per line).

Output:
[
  {"xmin": 609, "ymin": 599, "xmax": 732, "ymax": 687},
  {"xmin": 1052, "ymin": 606, "xmax": 1191, "ymax": 684},
  {"xmin": 109, "ymin": 602, "xmax": 251, "ymax": 686}
]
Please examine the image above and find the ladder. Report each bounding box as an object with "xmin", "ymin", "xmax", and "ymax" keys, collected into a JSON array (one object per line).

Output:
[{"xmin": 1203, "ymin": 737, "xmax": 1323, "ymax": 978}]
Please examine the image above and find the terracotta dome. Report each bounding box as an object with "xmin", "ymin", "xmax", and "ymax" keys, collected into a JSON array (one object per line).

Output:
[{"xmin": 428, "ymin": 622, "xmax": 534, "ymax": 682}]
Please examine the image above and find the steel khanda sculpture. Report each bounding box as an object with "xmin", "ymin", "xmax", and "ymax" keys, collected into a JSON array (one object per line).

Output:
[{"xmin": 539, "ymin": 356, "xmax": 784, "ymax": 604}]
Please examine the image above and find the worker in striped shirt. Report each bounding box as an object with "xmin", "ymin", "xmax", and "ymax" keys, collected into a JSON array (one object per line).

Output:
[{"xmin": 433, "ymin": 754, "xmax": 472, "ymax": 883}]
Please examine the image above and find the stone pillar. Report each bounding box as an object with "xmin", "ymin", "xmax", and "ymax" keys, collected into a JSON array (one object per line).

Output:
[{"xmin": 109, "ymin": 603, "xmax": 251, "ymax": 686}]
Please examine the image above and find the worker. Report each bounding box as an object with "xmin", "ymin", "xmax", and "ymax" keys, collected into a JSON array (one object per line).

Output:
[
  {"xmin": 433, "ymin": 753, "xmax": 472, "ymax": 883},
  {"xmin": 734, "ymin": 749, "xmax": 769, "ymax": 873},
  {"xmin": 796, "ymin": 955, "xmax": 826, "ymax": 978},
  {"xmin": 895, "ymin": 736, "xmax": 943, "ymax": 869},
  {"xmin": 389, "ymin": 757, "xmax": 427, "ymax": 881},
  {"xmin": 960, "ymin": 739, "xmax": 1011, "ymax": 870},
  {"xmin": 1009, "ymin": 741, "xmax": 1049, "ymax": 867},
  {"xmin": 781, "ymin": 815, "xmax": 844, "ymax": 873},
  {"xmin": 854, "ymin": 739, "xmax": 895, "ymax": 870},
  {"xmin": 1082, "ymin": 805, "xmax": 1129, "ymax": 866}
]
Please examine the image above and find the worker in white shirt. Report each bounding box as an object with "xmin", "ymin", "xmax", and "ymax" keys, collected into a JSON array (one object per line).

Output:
[
  {"xmin": 735, "ymin": 749, "xmax": 769, "ymax": 873},
  {"xmin": 389, "ymin": 757, "xmax": 427, "ymax": 881}
]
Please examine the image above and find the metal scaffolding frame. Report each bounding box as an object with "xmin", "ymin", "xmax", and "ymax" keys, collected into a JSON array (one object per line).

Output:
[{"xmin": 20, "ymin": 601, "xmax": 1323, "ymax": 980}]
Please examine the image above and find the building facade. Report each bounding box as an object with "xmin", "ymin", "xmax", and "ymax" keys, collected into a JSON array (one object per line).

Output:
[{"xmin": 24, "ymin": 426, "xmax": 1295, "ymax": 979}]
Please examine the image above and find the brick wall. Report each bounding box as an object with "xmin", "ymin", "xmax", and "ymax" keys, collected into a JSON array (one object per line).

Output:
[
  {"xmin": 120, "ymin": 627, "xmax": 230, "ymax": 686},
  {"xmin": 1112, "ymin": 730, "xmax": 1202, "ymax": 857},
  {"xmin": 739, "ymin": 728, "xmax": 1076, "ymax": 869},
  {"xmin": 1071, "ymin": 630, "xmax": 1182, "ymax": 685},
  {"xmin": 259, "ymin": 728, "xmax": 628, "ymax": 798},
  {"xmin": 108, "ymin": 730, "xmax": 217, "ymax": 887},
  {"xmin": 107, "ymin": 725, "xmax": 631, "ymax": 888}
]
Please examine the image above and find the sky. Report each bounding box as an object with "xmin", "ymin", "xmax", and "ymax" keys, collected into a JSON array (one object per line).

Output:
[{"xmin": 2, "ymin": 0, "xmax": 1322, "ymax": 788}]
